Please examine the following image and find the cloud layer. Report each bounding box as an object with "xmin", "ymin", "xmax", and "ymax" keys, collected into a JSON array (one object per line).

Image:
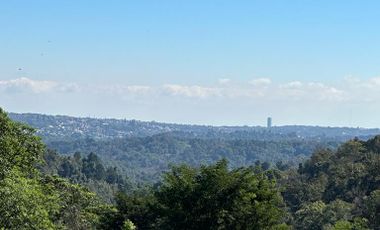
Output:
[
  {"xmin": 1, "ymin": 77, "xmax": 380, "ymax": 127},
  {"xmin": 1, "ymin": 77, "xmax": 379, "ymax": 102},
  {"xmin": 0, "ymin": 77, "xmax": 79, "ymax": 93}
]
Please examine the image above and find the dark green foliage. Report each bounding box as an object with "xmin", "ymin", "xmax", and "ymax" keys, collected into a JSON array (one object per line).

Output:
[
  {"xmin": 364, "ymin": 190, "xmax": 380, "ymax": 228},
  {"xmin": 82, "ymin": 152, "xmax": 106, "ymax": 180},
  {"xmin": 112, "ymin": 191, "xmax": 157, "ymax": 229},
  {"xmin": 110, "ymin": 160, "xmax": 288, "ymax": 230},
  {"xmin": 47, "ymin": 134, "xmax": 335, "ymax": 184},
  {"xmin": 276, "ymin": 161, "xmax": 291, "ymax": 171},
  {"xmin": 156, "ymin": 160, "xmax": 286, "ymax": 230},
  {"xmin": 41, "ymin": 175, "xmax": 106, "ymax": 229},
  {"xmin": 0, "ymin": 108, "xmax": 108, "ymax": 229},
  {"xmin": 282, "ymin": 137, "xmax": 380, "ymax": 229},
  {"xmin": 364, "ymin": 135, "xmax": 380, "ymax": 153},
  {"xmin": 40, "ymin": 149, "xmax": 129, "ymax": 203}
]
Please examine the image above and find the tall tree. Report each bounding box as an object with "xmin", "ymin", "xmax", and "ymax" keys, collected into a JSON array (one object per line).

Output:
[
  {"xmin": 0, "ymin": 108, "xmax": 44, "ymax": 179},
  {"xmin": 155, "ymin": 160, "xmax": 287, "ymax": 229}
]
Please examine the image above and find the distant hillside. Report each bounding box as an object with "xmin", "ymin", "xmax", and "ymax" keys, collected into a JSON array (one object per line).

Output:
[
  {"xmin": 46, "ymin": 133, "xmax": 341, "ymax": 182},
  {"xmin": 9, "ymin": 112, "xmax": 380, "ymax": 141},
  {"xmin": 8, "ymin": 112, "xmax": 380, "ymax": 183}
]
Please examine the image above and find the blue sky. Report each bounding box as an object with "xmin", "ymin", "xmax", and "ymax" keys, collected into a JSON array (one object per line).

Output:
[{"xmin": 1, "ymin": 1, "xmax": 380, "ymax": 127}]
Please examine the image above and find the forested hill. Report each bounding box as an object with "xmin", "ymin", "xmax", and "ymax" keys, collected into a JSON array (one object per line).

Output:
[
  {"xmin": 9, "ymin": 112, "xmax": 380, "ymax": 184},
  {"xmin": 46, "ymin": 133, "xmax": 339, "ymax": 183},
  {"xmin": 9, "ymin": 112, "xmax": 380, "ymax": 141}
]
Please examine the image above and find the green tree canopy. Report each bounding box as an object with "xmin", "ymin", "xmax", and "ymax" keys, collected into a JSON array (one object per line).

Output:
[
  {"xmin": 0, "ymin": 108, "xmax": 44, "ymax": 179},
  {"xmin": 113, "ymin": 160, "xmax": 288, "ymax": 230},
  {"xmin": 0, "ymin": 108, "xmax": 108, "ymax": 229}
]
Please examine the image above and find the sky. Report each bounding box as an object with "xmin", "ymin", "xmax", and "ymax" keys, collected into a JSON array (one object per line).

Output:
[{"xmin": 1, "ymin": 1, "xmax": 380, "ymax": 127}]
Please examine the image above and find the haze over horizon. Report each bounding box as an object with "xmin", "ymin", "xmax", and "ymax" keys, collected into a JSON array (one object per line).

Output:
[{"xmin": 2, "ymin": 1, "xmax": 380, "ymax": 127}]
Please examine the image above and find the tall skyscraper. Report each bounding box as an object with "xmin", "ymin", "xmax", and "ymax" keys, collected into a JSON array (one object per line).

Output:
[{"xmin": 267, "ymin": 117, "xmax": 272, "ymax": 128}]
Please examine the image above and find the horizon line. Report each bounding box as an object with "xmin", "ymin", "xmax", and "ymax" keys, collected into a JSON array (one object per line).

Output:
[{"xmin": 7, "ymin": 110, "xmax": 380, "ymax": 130}]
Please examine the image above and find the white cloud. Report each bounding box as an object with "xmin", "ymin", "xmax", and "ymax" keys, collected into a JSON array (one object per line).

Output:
[
  {"xmin": 366, "ymin": 77, "xmax": 380, "ymax": 88},
  {"xmin": 307, "ymin": 83, "xmax": 345, "ymax": 101},
  {"xmin": 95, "ymin": 85, "xmax": 153, "ymax": 95},
  {"xmin": 0, "ymin": 77, "xmax": 58, "ymax": 93},
  {"xmin": 344, "ymin": 76, "xmax": 380, "ymax": 89},
  {"xmin": 0, "ymin": 77, "xmax": 82, "ymax": 94},
  {"xmin": 162, "ymin": 84, "xmax": 222, "ymax": 98},
  {"xmin": 280, "ymin": 81, "xmax": 303, "ymax": 89},
  {"xmin": 218, "ymin": 78, "xmax": 231, "ymax": 85},
  {"xmin": 249, "ymin": 78, "xmax": 272, "ymax": 86}
]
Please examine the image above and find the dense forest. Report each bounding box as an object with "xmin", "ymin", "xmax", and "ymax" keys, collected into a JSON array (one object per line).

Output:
[
  {"xmin": 10, "ymin": 113, "xmax": 380, "ymax": 185},
  {"xmin": 280, "ymin": 137, "xmax": 380, "ymax": 229},
  {"xmin": 40, "ymin": 150, "xmax": 130, "ymax": 203},
  {"xmin": 45, "ymin": 135, "xmax": 339, "ymax": 183},
  {"xmin": 1, "ymin": 109, "xmax": 380, "ymax": 229}
]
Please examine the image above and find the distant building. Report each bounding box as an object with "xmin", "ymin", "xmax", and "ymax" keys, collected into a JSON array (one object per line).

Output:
[{"xmin": 267, "ymin": 117, "xmax": 272, "ymax": 128}]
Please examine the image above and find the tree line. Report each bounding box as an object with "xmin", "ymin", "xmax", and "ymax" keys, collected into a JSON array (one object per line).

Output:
[{"xmin": 46, "ymin": 134, "xmax": 339, "ymax": 184}]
